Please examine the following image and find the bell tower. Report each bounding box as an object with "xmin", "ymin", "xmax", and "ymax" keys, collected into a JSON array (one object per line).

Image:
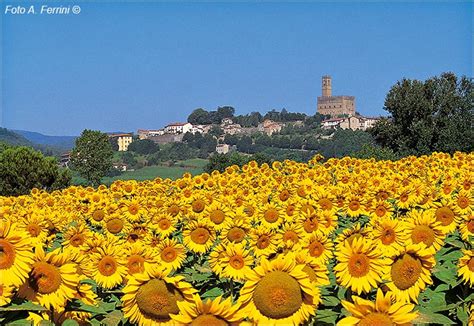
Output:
[{"xmin": 322, "ymin": 75, "xmax": 332, "ymax": 97}]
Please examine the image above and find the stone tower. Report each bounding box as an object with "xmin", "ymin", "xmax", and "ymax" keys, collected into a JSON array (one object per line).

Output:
[
  {"xmin": 317, "ymin": 75, "xmax": 356, "ymax": 117},
  {"xmin": 322, "ymin": 75, "xmax": 332, "ymax": 97}
]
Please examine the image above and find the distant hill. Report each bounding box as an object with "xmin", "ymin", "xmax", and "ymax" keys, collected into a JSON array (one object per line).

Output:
[
  {"xmin": 13, "ymin": 130, "xmax": 77, "ymax": 150},
  {"xmin": 0, "ymin": 128, "xmax": 35, "ymax": 147}
]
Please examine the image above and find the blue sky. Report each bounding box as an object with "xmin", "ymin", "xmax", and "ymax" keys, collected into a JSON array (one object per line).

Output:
[{"xmin": 2, "ymin": 1, "xmax": 472, "ymax": 136}]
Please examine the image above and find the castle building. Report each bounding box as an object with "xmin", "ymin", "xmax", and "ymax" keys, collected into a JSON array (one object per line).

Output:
[
  {"xmin": 109, "ymin": 133, "xmax": 133, "ymax": 151},
  {"xmin": 317, "ymin": 76, "xmax": 355, "ymax": 117}
]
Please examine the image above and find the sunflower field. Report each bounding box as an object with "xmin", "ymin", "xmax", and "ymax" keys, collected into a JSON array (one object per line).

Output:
[{"xmin": 0, "ymin": 152, "xmax": 473, "ymax": 325}]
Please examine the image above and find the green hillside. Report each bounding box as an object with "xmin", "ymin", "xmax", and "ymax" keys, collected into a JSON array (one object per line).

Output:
[{"xmin": 0, "ymin": 128, "xmax": 35, "ymax": 146}]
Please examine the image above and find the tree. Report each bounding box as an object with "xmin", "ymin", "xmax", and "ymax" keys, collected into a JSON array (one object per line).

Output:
[
  {"xmin": 128, "ymin": 139, "xmax": 160, "ymax": 155},
  {"xmin": 70, "ymin": 130, "xmax": 113, "ymax": 186},
  {"xmin": 371, "ymin": 72, "xmax": 473, "ymax": 155},
  {"xmin": 188, "ymin": 108, "xmax": 211, "ymax": 125},
  {"xmin": 121, "ymin": 152, "xmax": 138, "ymax": 168},
  {"xmin": 109, "ymin": 137, "xmax": 119, "ymax": 151},
  {"xmin": 0, "ymin": 144, "xmax": 71, "ymax": 196},
  {"xmin": 208, "ymin": 126, "xmax": 224, "ymax": 138}
]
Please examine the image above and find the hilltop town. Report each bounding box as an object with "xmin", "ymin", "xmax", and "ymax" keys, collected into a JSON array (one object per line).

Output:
[{"xmin": 107, "ymin": 76, "xmax": 381, "ymax": 156}]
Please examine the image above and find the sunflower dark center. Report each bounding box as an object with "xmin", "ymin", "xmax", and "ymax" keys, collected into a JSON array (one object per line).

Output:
[
  {"xmin": 253, "ymin": 271, "xmax": 303, "ymax": 319},
  {"xmin": 0, "ymin": 240, "xmax": 15, "ymax": 269},
  {"xmin": 391, "ymin": 254, "xmax": 422, "ymax": 290},
  {"xmin": 136, "ymin": 279, "xmax": 183, "ymax": 321}
]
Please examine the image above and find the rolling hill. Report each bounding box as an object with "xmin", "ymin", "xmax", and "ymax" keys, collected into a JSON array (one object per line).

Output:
[{"xmin": 13, "ymin": 130, "xmax": 77, "ymax": 150}]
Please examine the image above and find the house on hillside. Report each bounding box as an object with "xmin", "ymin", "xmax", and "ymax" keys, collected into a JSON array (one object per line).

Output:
[
  {"xmin": 258, "ymin": 119, "xmax": 284, "ymax": 135},
  {"xmin": 112, "ymin": 162, "xmax": 128, "ymax": 171},
  {"xmin": 164, "ymin": 122, "xmax": 193, "ymax": 134},
  {"xmin": 108, "ymin": 133, "xmax": 133, "ymax": 151},
  {"xmin": 321, "ymin": 115, "xmax": 381, "ymax": 131},
  {"xmin": 216, "ymin": 144, "xmax": 236, "ymax": 154},
  {"xmin": 222, "ymin": 123, "xmax": 242, "ymax": 135},
  {"xmin": 137, "ymin": 129, "xmax": 164, "ymax": 140},
  {"xmin": 59, "ymin": 152, "xmax": 71, "ymax": 168}
]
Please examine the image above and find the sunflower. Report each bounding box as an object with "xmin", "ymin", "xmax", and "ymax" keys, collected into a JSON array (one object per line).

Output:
[
  {"xmin": 124, "ymin": 242, "xmax": 159, "ymax": 277},
  {"xmin": 385, "ymin": 244, "xmax": 436, "ymax": 303},
  {"xmin": 371, "ymin": 217, "xmax": 408, "ymax": 255},
  {"xmin": 459, "ymin": 214, "xmax": 474, "ymax": 241},
  {"xmin": 453, "ymin": 190, "xmax": 473, "ymax": 215},
  {"xmin": 334, "ymin": 237, "xmax": 388, "ymax": 295},
  {"xmin": 171, "ymin": 295, "xmax": 242, "ymax": 325},
  {"xmin": 183, "ymin": 221, "xmax": 216, "ymax": 254},
  {"xmin": 248, "ymin": 226, "xmax": 278, "ymax": 258},
  {"xmin": 405, "ymin": 209, "xmax": 445, "ymax": 251},
  {"xmin": 121, "ymin": 199, "xmax": 146, "ymax": 222},
  {"xmin": 237, "ymin": 254, "xmax": 320, "ymax": 325},
  {"xmin": 189, "ymin": 194, "xmax": 209, "ymax": 214},
  {"xmin": 156, "ymin": 238, "xmax": 186, "ymax": 273},
  {"xmin": 17, "ymin": 246, "xmax": 79, "ymax": 310},
  {"xmin": 203, "ymin": 201, "xmax": 231, "ymax": 231},
  {"xmin": 150, "ymin": 211, "xmax": 178, "ymax": 238},
  {"xmin": 458, "ymin": 249, "xmax": 474, "ymax": 287},
  {"xmin": 275, "ymin": 222, "xmax": 304, "ymax": 250},
  {"xmin": 53, "ymin": 283, "xmax": 98, "ymax": 325},
  {"xmin": 219, "ymin": 218, "xmax": 250, "ymax": 246},
  {"xmin": 344, "ymin": 195, "xmax": 367, "ymax": 218},
  {"xmin": 368, "ymin": 200, "xmax": 394, "ymax": 220},
  {"xmin": 301, "ymin": 232, "xmax": 334, "ymax": 265},
  {"xmin": 395, "ymin": 186, "xmax": 418, "ymax": 210},
  {"xmin": 431, "ymin": 199, "xmax": 459, "ymax": 234},
  {"xmin": 104, "ymin": 213, "xmax": 128, "ymax": 235},
  {"xmin": 0, "ymin": 220, "xmax": 35, "ymax": 288},
  {"xmin": 294, "ymin": 252, "xmax": 330, "ymax": 287},
  {"xmin": 62, "ymin": 222, "xmax": 92, "ymax": 252},
  {"xmin": 258, "ymin": 202, "xmax": 285, "ymax": 230},
  {"xmin": 213, "ymin": 243, "xmax": 253, "ymax": 281},
  {"xmin": 18, "ymin": 212, "xmax": 51, "ymax": 246},
  {"xmin": 317, "ymin": 210, "xmax": 339, "ymax": 235},
  {"xmin": 0, "ymin": 283, "xmax": 14, "ymax": 306},
  {"xmin": 335, "ymin": 223, "xmax": 372, "ymax": 251},
  {"xmin": 88, "ymin": 244, "xmax": 127, "ymax": 289},
  {"xmin": 122, "ymin": 268, "xmax": 197, "ymax": 325},
  {"xmin": 312, "ymin": 187, "xmax": 337, "ymax": 214},
  {"xmin": 338, "ymin": 288, "xmax": 418, "ymax": 325}
]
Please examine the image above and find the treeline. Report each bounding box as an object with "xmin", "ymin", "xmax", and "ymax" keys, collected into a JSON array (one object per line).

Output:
[
  {"xmin": 222, "ymin": 129, "xmax": 374, "ymax": 157},
  {"xmin": 187, "ymin": 106, "xmax": 327, "ymax": 127}
]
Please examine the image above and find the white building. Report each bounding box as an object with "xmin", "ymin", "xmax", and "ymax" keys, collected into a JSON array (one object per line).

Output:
[
  {"xmin": 137, "ymin": 129, "xmax": 165, "ymax": 140},
  {"xmin": 164, "ymin": 122, "xmax": 193, "ymax": 134},
  {"xmin": 216, "ymin": 144, "xmax": 236, "ymax": 154},
  {"xmin": 321, "ymin": 115, "xmax": 381, "ymax": 131}
]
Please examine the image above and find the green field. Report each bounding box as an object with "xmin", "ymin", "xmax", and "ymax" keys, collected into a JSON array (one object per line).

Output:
[{"xmin": 72, "ymin": 159, "xmax": 208, "ymax": 186}]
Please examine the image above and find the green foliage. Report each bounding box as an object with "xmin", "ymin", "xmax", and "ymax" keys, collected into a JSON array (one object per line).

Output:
[
  {"xmin": 371, "ymin": 72, "xmax": 474, "ymax": 155},
  {"xmin": 127, "ymin": 139, "xmax": 160, "ymax": 155},
  {"xmin": 108, "ymin": 137, "xmax": 119, "ymax": 151},
  {"xmin": 263, "ymin": 108, "xmax": 306, "ymax": 122},
  {"xmin": 204, "ymin": 152, "xmax": 273, "ymax": 173},
  {"xmin": 232, "ymin": 111, "xmax": 263, "ymax": 127},
  {"xmin": 187, "ymin": 106, "xmax": 235, "ymax": 124},
  {"xmin": 0, "ymin": 127, "xmax": 34, "ymax": 147},
  {"xmin": 182, "ymin": 132, "xmax": 217, "ymax": 157},
  {"xmin": 317, "ymin": 129, "xmax": 374, "ymax": 158},
  {"xmin": 70, "ymin": 130, "xmax": 113, "ymax": 187},
  {"xmin": 120, "ymin": 152, "xmax": 138, "ymax": 168},
  {"xmin": 148, "ymin": 143, "xmax": 199, "ymax": 163},
  {"xmin": 351, "ymin": 144, "xmax": 400, "ymax": 161},
  {"xmin": 0, "ymin": 145, "xmax": 71, "ymax": 196}
]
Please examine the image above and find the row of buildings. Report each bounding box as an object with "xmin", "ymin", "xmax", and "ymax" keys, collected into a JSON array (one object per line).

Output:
[{"xmin": 91, "ymin": 75, "xmax": 380, "ymax": 154}]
